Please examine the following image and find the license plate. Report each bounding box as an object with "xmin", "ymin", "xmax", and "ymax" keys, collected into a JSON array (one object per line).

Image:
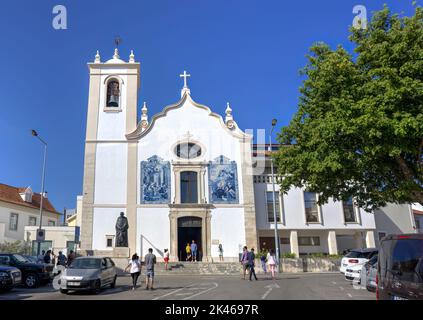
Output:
[
  {"xmin": 392, "ymin": 295, "xmax": 408, "ymax": 300},
  {"xmin": 68, "ymin": 282, "xmax": 80, "ymax": 286},
  {"xmin": 343, "ymin": 264, "xmax": 348, "ymax": 267},
  {"xmin": 14, "ymin": 277, "xmax": 21, "ymax": 283}
]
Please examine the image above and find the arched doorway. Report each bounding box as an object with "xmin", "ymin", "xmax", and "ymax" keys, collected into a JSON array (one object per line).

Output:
[{"xmin": 178, "ymin": 216, "xmax": 202, "ymax": 261}]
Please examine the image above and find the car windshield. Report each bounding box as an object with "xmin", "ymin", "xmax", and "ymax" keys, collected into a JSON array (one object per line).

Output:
[
  {"xmin": 368, "ymin": 255, "xmax": 378, "ymax": 266},
  {"xmin": 69, "ymin": 258, "xmax": 101, "ymax": 269},
  {"xmin": 13, "ymin": 254, "xmax": 29, "ymax": 263},
  {"xmin": 346, "ymin": 251, "xmax": 375, "ymax": 259}
]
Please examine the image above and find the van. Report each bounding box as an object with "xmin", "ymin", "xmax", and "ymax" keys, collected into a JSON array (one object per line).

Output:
[{"xmin": 377, "ymin": 234, "xmax": 423, "ymax": 300}]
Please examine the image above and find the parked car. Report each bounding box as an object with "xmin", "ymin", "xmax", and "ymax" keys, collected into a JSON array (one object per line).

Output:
[
  {"xmin": 23, "ymin": 255, "xmax": 38, "ymax": 264},
  {"xmin": 0, "ymin": 265, "xmax": 21, "ymax": 292},
  {"xmin": 377, "ymin": 234, "xmax": 423, "ymax": 300},
  {"xmin": 345, "ymin": 264, "xmax": 363, "ymax": 282},
  {"xmin": 0, "ymin": 253, "xmax": 53, "ymax": 288},
  {"xmin": 340, "ymin": 248, "xmax": 378, "ymax": 274},
  {"xmin": 59, "ymin": 257, "xmax": 117, "ymax": 294},
  {"xmin": 366, "ymin": 257, "xmax": 378, "ymax": 292}
]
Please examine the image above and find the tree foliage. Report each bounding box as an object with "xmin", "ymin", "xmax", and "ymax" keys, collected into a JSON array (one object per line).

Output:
[{"xmin": 275, "ymin": 5, "xmax": 423, "ymax": 211}]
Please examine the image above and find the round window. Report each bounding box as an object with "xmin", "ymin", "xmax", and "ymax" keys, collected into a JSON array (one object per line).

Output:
[{"xmin": 174, "ymin": 142, "xmax": 202, "ymax": 159}]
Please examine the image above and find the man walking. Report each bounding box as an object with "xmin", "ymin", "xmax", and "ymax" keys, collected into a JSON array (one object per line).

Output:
[
  {"xmin": 190, "ymin": 240, "xmax": 198, "ymax": 262},
  {"xmin": 240, "ymin": 246, "xmax": 249, "ymax": 280},
  {"xmin": 57, "ymin": 251, "xmax": 67, "ymax": 267},
  {"xmin": 67, "ymin": 250, "xmax": 75, "ymax": 267},
  {"xmin": 144, "ymin": 248, "xmax": 156, "ymax": 290},
  {"xmin": 248, "ymin": 248, "xmax": 258, "ymax": 281}
]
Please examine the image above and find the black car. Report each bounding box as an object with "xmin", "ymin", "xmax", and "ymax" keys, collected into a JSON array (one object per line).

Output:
[
  {"xmin": 378, "ymin": 234, "xmax": 423, "ymax": 300},
  {"xmin": 0, "ymin": 265, "xmax": 22, "ymax": 292},
  {"xmin": 0, "ymin": 254, "xmax": 53, "ymax": 288}
]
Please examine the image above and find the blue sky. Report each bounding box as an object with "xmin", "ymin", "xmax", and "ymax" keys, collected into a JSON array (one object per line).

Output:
[{"xmin": 0, "ymin": 0, "xmax": 417, "ymax": 215}]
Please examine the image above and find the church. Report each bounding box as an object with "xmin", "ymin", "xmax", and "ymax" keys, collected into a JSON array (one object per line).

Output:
[
  {"xmin": 79, "ymin": 48, "xmax": 415, "ymax": 264},
  {"xmin": 80, "ymin": 48, "xmax": 258, "ymax": 262}
]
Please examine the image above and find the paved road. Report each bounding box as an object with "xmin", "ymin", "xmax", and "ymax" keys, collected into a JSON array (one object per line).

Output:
[{"xmin": 0, "ymin": 273, "xmax": 374, "ymax": 300}]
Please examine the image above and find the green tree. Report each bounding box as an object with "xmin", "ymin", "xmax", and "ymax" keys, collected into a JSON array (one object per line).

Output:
[{"xmin": 275, "ymin": 5, "xmax": 423, "ymax": 211}]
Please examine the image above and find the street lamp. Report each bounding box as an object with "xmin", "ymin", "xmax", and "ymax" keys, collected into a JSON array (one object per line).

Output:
[
  {"xmin": 31, "ymin": 129, "xmax": 47, "ymax": 256},
  {"xmin": 269, "ymin": 119, "xmax": 280, "ymax": 271}
]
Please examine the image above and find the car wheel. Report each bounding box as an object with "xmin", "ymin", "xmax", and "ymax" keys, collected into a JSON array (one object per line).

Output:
[
  {"xmin": 110, "ymin": 276, "xmax": 117, "ymax": 289},
  {"xmin": 60, "ymin": 289, "xmax": 68, "ymax": 294},
  {"xmin": 25, "ymin": 273, "xmax": 39, "ymax": 288},
  {"xmin": 93, "ymin": 279, "xmax": 101, "ymax": 294}
]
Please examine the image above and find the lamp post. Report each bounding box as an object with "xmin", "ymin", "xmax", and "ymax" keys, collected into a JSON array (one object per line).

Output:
[
  {"xmin": 31, "ymin": 129, "xmax": 47, "ymax": 256},
  {"xmin": 269, "ymin": 119, "xmax": 280, "ymax": 271}
]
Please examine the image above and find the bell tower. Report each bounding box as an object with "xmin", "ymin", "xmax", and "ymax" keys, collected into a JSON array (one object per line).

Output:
[{"xmin": 80, "ymin": 47, "xmax": 140, "ymax": 252}]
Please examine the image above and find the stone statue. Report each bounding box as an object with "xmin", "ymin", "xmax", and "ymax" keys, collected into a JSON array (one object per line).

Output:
[{"xmin": 115, "ymin": 212, "xmax": 129, "ymax": 247}]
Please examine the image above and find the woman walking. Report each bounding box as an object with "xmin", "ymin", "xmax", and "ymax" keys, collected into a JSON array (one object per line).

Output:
[
  {"xmin": 125, "ymin": 253, "xmax": 142, "ymax": 290},
  {"xmin": 164, "ymin": 249, "xmax": 170, "ymax": 270},
  {"xmin": 267, "ymin": 249, "xmax": 277, "ymax": 280},
  {"xmin": 185, "ymin": 243, "xmax": 191, "ymax": 261}
]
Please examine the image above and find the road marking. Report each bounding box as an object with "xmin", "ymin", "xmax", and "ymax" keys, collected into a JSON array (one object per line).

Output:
[
  {"xmin": 339, "ymin": 287, "xmax": 344, "ymax": 291},
  {"xmin": 152, "ymin": 282, "xmax": 196, "ymax": 300},
  {"xmin": 347, "ymin": 293, "xmax": 353, "ymax": 298},
  {"xmin": 183, "ymin": 283, "xmax": 219, "ymax": 300},
  {"xmin": 261, "ymin": 283, "xmax": 280, "ymax": 300},
  {"xmin": 176, "ymin": 293, "xmax": 193, "ymax": 296},
  {"xmin": 331, "ymin": 281, "xmax": 337, "ymax": 285}
]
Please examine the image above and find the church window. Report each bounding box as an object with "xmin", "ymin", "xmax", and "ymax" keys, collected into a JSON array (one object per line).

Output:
[
  {"xmin": 175, "ymin": 143, "xmax": 202, "ymax": 159},
  {"xmin": 266, "ymin": 191, "xmax": 281, "ymax": 223},
  {"xmin": 180, "ymin": 171, "xmax": 198, "ymax": 203},
  {"xmin": 106, "ymin": 80, "xmax": 120, "ymax": 107},
  {"xmin": 106, "ymin": 236, "xmax": 114, "ymax": 248}
]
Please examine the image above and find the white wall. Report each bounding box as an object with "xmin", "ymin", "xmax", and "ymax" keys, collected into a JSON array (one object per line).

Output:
[
  {"xmin": 136, "ymin": 208, "xmax": 170, "ymax": 259},
  {"xmin": 137, "ymin": 97, "xmax": 244, "ymax": 205},
  {"xmin": 210, "ymin": 208, "xmax": 246, "ymax": 259},
  {"xmin": 92, "ymin": 208, "xmax": 125, "ymax": 250},
  {"xmin": 0, "ymin": 202, "xmax": 59, "ymax": 242},
  {"xmin": 374, "ymin": 204, "xmax": 415, "ymax": 238},
  {"xmin": 94, "ymin": 143, "xmax": 128, "ymax": 205}
]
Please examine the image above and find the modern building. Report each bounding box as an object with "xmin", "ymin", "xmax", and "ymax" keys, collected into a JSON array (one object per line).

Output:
[
  {"xmin": 0, "ymin": 183, "xmax": 61, "ymax": 244},
  {"xmin": 412, "ymin": 203, "xmax": 423, "ymax": 233},
  {"xmin": 24, "ymin": 226, "xmax": 77, "ymax": 255},
  {"xmin": 78, "ymin": 48, "xmax": 416, "ymax": 262}
]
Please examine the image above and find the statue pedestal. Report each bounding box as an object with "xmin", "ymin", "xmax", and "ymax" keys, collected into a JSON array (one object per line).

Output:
[{"xmin": 113, "ymin": 247, "xmax": 130, "ymax": 258}]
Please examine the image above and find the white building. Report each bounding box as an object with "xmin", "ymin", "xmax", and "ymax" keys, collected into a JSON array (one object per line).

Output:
[
  {"xmin": 0, "ymin": 183, "xmax": 61, "ymax": 245},
  {"xmin": 79, "ymin": 48, "xmax": 416, "ymax": 262}
]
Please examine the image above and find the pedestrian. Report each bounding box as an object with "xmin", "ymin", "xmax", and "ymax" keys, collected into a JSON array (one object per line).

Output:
[
  {"xmin": 37, "ymin": 250, "xmax": 46, "ymax": 263},
  {"xmin": 43, "ymin": 250, "xmax": 51, "ymax": 264},
  {"xmin": 50, "ymin": 251, "xmax": 56, "ymax": 265},
  {"xmin": 240, "ymin": 246, "xmax": 249, "ymax": 280},
  {"xmin": 267, "ymin": 249, "xmax": 277, "ymax": 280},
  {"xmin": 218, "ymin": 244, "xmax": 224, "ymax": 262},
  {"xmin": 185, "ymin": 243, "xmax": 191, "ymax": 261},
  {"xmin": 125, "ymin": 253, "xmax": 141, "ymax": 290},
  {"xmin": 57, "ymin": 251, "xmax": 67, "ymax": 266},
  {"xmin": 190, "ymin": 240, "xmax": 198, "ymax": 262},
  {"xmin": 67, "ymin": 250, "xmax": 75, "ymax": 267},
  {"xmin": 164, "ymin": 249, "xmax": 170, "ymax": 270},
  {"xmin": 248, "ymin": 248, "xmax": 258, "ymax": 281},
  {"xmin": 260, "ymin": 251, "xmax": 267, "ymax": 274},
  {"xmin": 144, "ymin": 248, "xmax": 156, "ymax": 290}
]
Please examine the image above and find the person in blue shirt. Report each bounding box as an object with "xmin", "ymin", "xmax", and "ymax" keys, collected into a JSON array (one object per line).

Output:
[{"xmin": 190, "ymin": 240, "xmax": 198, "ymax": 262}]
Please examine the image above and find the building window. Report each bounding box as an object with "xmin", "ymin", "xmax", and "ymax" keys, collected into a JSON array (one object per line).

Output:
[
  {"xmin": 304, "ymin": 192, "xmax": 320, "ymax": 223},
  {"xmin": 180, "ymin": 171, "xmax": 198, "ymax": 203},
  {"xmin": 343, "ymin": 198, "xmax": 357, "ymax": 223},
  {"xmin": 31, "ymin": 241, "xmax": 52, "ymax": 256},
  {"xmin": 106, "ymin": 236, "xmax": 114, "ymax": 248},
  {"xmin": 280, "ymin": 238, "xmax": 290, "ymax": 245},
  {"xmin": 266, "ymin": 191, "xmax": 281, "ymax": 223},
  {"xmin": 28, "ymin": 216, "xmax": 37, "ymax": 226},
  {"xmin": 106, "ymin": 80, "xmax": 120, "ymax": 107},
  {"xmin": 9, "ymin": 213, "xmax": 19, "ymax": 231},
  {"xmin": 48, "ymin": 220, "xmax": 55, "ymax": 226},
  {"xmin": 298, "ymin": 236, "xmax": 321, "ymax": 246}
]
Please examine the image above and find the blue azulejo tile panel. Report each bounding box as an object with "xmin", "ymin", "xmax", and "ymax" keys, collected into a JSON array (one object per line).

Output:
[
  {"xmin": 140, "ymin": 155, "xmax": 171, "ymax": 204},
  {"xmin": 208, "ymin": 155, "xmax": 239, "ymax": 204}
]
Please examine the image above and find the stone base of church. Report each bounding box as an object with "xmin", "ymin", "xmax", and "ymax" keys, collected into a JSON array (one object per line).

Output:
[{"xmin": 78, "ymin": 247, "xmax": 131, "ymax": 271}]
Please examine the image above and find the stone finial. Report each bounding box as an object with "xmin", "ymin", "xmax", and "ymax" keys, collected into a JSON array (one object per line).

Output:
[
  {"xmin": 225, "ymin": 102, "xmax": 235, "ymax": 130},
  {"xmin": 225, "ymin": 102, "xmax": 232, "ymax": 117},
  {"xmin": 129, "ymin": 50, "xmax": 135, "ymax": 63},
  {"xmin": 113, "ymin": 48, "xmax": 120, "ymax": 59},
  {"xmin": 141, "ymin": 102, "xmax": 149, "ymax": 130},
  {"xmin": 94, "ymin": 50, "xmax": 101, "ymax": 63},
  {"xmin": 142, "ymin": 101, "xmax": 148, "ymax": 116}
]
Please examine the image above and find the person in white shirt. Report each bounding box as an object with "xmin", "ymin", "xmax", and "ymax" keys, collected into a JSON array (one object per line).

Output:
[
  {"xmin": 266, "ymin": 249, "xmax": 277, "ymax": 280},
  {"xmin": 125, "ymin": 253, "xmax": 142, "ymax": 290},
  {"xmin": 164, "ymin": 249, "xmax": 170, "ymax": 271}
]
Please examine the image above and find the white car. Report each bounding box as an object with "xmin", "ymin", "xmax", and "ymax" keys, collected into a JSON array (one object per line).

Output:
[
  {"xmin": 345, "ymin": 264, "xmax": 363, "ymax": 282},
  {"xmin": 340, "ymin": 248, "xmax": 378, "ymax": 274}
]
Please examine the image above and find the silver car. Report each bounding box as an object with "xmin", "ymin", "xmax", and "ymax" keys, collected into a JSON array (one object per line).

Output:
[{"xmin": 59, "ymin": 257, "xmax": 117, "ymax": 294}]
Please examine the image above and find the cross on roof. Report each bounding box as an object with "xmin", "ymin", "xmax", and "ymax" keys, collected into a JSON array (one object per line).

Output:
[{"xmin": 180, "ymin": 70, "xmax": 191, "ymax": 88}]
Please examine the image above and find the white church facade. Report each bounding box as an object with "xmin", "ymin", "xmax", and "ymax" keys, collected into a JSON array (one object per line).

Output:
[{"xmin": 79, "ymin": 49, "xmax": 415, "ymax": 262}]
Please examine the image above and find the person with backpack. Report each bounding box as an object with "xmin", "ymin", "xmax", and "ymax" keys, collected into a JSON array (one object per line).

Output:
[
  {"xmin": 125, "ymin": 253, "xmax": 142, "ymax": 290},
  {"xmin": 57, "ymin": 251, "xmax": 67, "ymax": 267},
  {"xmin": 248, "ymin": 248, "xmax": 258, "ymax": 281}
]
